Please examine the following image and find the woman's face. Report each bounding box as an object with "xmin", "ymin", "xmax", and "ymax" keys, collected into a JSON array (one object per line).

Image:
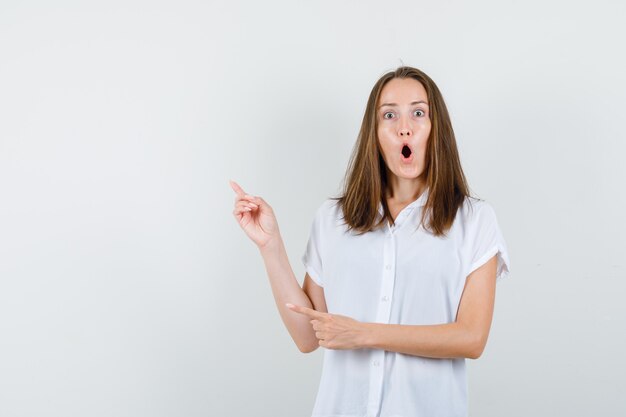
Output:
[{"xmin": 376, "ymin": 77, "xmax": 431, "ymax": 184}]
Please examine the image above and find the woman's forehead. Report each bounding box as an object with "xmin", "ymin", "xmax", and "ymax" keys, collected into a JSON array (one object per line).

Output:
[{"xmin": 379, "ymin": 78, "xmax": 428, "ymax": 106}]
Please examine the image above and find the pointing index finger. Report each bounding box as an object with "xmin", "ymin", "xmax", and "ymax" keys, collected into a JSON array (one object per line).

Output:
[
  {"xmin": 286, "ymin": 303, "xmax": 326, "ymax": 319},
  {"xmin": 229, "ymin": 180, "xmax": 245, "ymax": 196}
]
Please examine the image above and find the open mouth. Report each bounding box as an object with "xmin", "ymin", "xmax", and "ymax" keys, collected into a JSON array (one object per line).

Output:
[{"xmin": 401, "ymin": 145, "xmax": 412, "ymax": 159}]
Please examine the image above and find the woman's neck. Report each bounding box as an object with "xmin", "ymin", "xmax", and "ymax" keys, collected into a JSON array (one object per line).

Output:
[{"xmin": 386, "ymin": 177, "xmax": 427, "ymax": 205}]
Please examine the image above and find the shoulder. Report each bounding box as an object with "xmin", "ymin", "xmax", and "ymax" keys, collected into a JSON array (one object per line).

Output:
[
  {"xmin": 311, "ymin": 198, "xmax": 340, "ymax": 219},
  {"xmin": 458, "ymin": 195, "xmax": 499, "ymax": 227},
  {"xmin": 320, "ymin": 198, "xmax": 340, "ymax": 213},
  {"xmin": 308, "ymin": 198, "xmax": 342, "ymax": 226},
  {"xmin": 308, "ymin": 198, "xmax": 348, "ymax": 236}
]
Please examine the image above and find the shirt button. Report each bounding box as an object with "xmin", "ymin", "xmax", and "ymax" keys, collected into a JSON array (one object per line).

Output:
[
  {"xmin": 381, "ymin": 296, "xmax": 389, "ymax": 302},
  {"xmin": 385, "ymin": 264, "xmax": 391, "ymax": 270},
  {"xmin": 373, "ymin": 360, "xmax": 380, "ymax": 367}
]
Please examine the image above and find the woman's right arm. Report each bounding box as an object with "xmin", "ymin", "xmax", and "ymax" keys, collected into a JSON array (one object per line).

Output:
[
  {"xmin": 259, "ymin": 239, "xmax": 324, "ymax": 353},
  {"xmin": 230, "ymin": 180, "xmax": 322, "ymax": 353}
]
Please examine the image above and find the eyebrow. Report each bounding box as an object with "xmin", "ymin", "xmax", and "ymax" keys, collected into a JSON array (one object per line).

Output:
[{"xmin": 378, "ymin": 100, "xmax": 429, "ymax": 109}]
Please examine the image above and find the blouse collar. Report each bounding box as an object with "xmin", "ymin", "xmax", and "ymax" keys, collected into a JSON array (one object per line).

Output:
[{"xmin": 377, "ymin": 187, "xmax": 430, "ymax": 216}]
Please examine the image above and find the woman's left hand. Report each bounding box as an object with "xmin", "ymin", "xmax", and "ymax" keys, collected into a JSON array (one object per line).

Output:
[{"xmin": 286, "ymin": 303, "xmax": 370, "ymax": 350}]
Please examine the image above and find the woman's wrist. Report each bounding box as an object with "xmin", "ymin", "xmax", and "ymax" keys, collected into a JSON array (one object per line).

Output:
[
  {"xmin": 359, "ymin": 322, "xmax": 377, "ymax": 349},
  {"xmin": 259, "ymin": 235, "xmax": 284, "ymax": 257}
]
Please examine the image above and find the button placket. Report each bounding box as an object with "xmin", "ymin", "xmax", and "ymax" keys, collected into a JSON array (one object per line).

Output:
[
  {"xmin": 378, "ymin": 234, "xmax": 395, "ymax": 322},
  {"xmin": 366, "ymin": 350, "xmax": 385, "ymax": 417},
  {"xmin": 367, "ymin": 230, "xmax": 396, "ymax": 416}
]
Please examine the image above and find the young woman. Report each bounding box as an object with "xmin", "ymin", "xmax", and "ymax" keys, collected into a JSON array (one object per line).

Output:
[{"xmin": 230, "ymin": 66, "xmax": 510, "ymax": 417}]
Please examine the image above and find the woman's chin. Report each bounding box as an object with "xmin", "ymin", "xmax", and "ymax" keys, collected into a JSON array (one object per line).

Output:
[{"xmin": 392, "ymin": 165, "xmax": 423, "ymax": 179}]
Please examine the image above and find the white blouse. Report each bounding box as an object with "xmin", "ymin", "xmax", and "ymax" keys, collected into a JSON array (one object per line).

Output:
[{"xmin": 301, "ymin": 188, "xmax": 510, "ymax": 417}]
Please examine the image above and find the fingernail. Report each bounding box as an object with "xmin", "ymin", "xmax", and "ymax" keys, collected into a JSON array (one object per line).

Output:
[{"xmin": 286, "ymin": 303, "xmax": 294, "ymax": 308}]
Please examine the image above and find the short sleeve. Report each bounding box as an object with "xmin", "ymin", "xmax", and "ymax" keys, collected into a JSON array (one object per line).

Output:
[
  {"xmin": 468, "ymin": 203, "xmax": 511, "ymax": 283},
  {"xmin": 301, "ymin": 204, "xmax": 325, "ymax": 287}
]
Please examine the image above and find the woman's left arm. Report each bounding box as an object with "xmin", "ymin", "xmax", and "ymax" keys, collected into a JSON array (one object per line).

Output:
[
  {"xmin": 287, "ymin": 255, "xmax": 498, "ymax": 360},
  {"xmin": 365, "ymin": 255, "xmax": 498, "ymax": 359}
]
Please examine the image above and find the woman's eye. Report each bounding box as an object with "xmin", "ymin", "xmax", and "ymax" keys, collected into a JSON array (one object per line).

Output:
[
  {"xmin": 383, "ymin": 112, "xmax": 394, "ymax": 119},
  {"xmin": 414, "ymin": 110, "xmax": 425, "ymax": 117}
]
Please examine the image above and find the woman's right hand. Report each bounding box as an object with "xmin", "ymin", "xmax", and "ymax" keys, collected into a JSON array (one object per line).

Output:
[{"xmin": 230, "ymin": 180, "xmax": 281, "ymax": 249}]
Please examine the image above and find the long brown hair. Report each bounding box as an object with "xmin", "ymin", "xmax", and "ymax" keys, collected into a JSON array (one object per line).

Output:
[{"xmin": 331, "ymin": 66, "xmax": 474, "ymax": 237}]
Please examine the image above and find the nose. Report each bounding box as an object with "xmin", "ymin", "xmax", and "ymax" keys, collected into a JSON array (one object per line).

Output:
[
  {"xmin": 399, "ymin": 128, "xmax": 411, "ymax": 137},
  {"xmin": 398, "ymin": 118, "xmax": 412, "ymax": 137}
]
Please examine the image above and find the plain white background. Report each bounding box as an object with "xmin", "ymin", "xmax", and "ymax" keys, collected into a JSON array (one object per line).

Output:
[{"xmin": 1, "ymin": 1, "xmax": 624, "ymax": 416}]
